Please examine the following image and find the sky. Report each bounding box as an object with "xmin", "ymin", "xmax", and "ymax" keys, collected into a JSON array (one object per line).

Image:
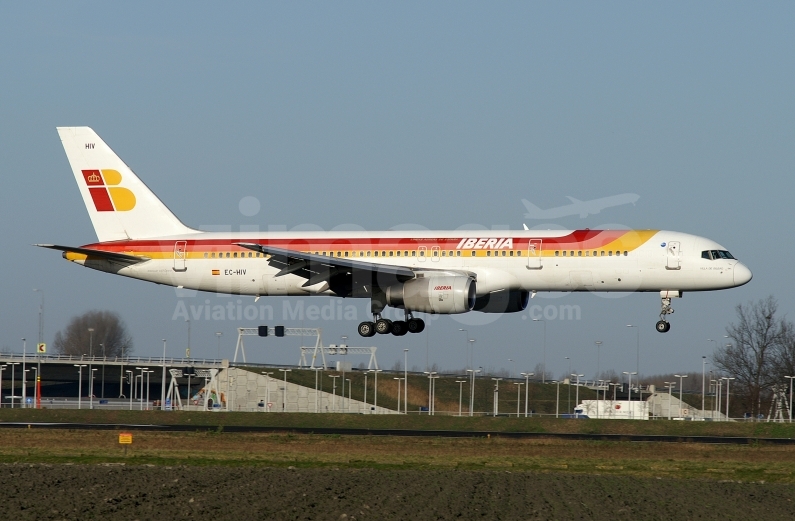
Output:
[{"xmin": 1, "ymin": 2, "xmax": 793, "ymax": 380}]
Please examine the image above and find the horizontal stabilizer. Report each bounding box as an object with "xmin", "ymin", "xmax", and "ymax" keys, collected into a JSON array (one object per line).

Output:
[{"xmin": 35, "ymin": 244, "xmax": 149, "ymax": 264}]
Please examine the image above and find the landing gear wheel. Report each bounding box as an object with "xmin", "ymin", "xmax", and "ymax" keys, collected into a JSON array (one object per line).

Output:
[
  {"xmin": 391, "ymin": 320, "xmax": 408, "ymax": 336},
  {"xmin": 656, "ymin": 320, "xmax": 671, "ymax": 333},
  {"xmin": 407, "ymin": 318, "xmax": 425, "ymax": 333},
  {"xmin": 358, "ymin": 321, "xmax": 376, "ymax": 337},
  {"xmin": 375, "ymin": 318, "xmax": 393, "ymax": 335}
]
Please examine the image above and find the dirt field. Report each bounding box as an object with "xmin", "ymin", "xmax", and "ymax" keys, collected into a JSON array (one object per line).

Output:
[
  {"xmin": 3, "ymin": 429, "xmax": 795, "ymax": 519},
  {"xmin": 3, "ymin": 464, "xmax": 795, "ymax": 520}
]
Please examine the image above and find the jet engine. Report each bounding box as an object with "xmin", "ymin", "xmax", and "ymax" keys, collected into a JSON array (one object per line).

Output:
[
  {"xmin": 386, "ymin": 276, "xmax": 476, "ymax": 314},
  {"xmin": 473, "ymin": 289, "xmax": 530, "ymax": 313}
]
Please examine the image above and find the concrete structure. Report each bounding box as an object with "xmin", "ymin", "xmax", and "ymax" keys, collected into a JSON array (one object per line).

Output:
[
  {"xmin": 220, "ymin": 368, "xmax": 394, "ymax": 414},
  {"xmin": 646, "ymin": 392, "xmax": 727, "ymax": 421}
]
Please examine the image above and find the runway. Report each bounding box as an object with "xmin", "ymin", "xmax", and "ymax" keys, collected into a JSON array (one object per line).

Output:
[{"xmin": 1, "ymin": 421, "xmax": 793, "ymax": 445}]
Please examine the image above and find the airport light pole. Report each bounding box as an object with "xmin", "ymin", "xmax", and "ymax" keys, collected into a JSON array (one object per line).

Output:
[
  {"xmin": 312, "ymin": 368, "xmax": 321, "ymax": 413},
  {"xmin": 674, "ymin": 374, "xmax": 688, "ymax": 418},
  {"xmin": 370, "ymin": 369, "xmax": 382, "ymax": 412},
  {"xmin": 161, "ymin": 339, "xmax": 167, "ymax": 410},
  {"xmin": 394, "ymin": 377, "xmax": 402, "ymax": 414},
  {"xmin": 33, "ymin": 289, "xmax": 44, "ymax": 400},
  {"xmin": 29, "ymin": 367, "xmax": 38, "ymax": 408},
  {"xmin": 520, "ymin": 372, "xmax": 534, "ymax": 417},
  {"xmin": 514, "ymin": 382, "xmax": 523, "ymax": 417},
  {"xmin": 86, "ymin": 328, "xmax": 94, "ymax": 407},
  {"xmin": 458, "ymin": 328, "xmax": 471, "ymax": 369},
  {"xmin": 785, "ymin": 376, "xmax": 795, "ymax": 423},
  {"xmin": 626, "ymin": 325, "xmax": 639, "ymax": 377},
  {"xmin": 623, "ymin": 371, "xmax": 637, "ymax": 418},
  {"xmin": 456, "ymin": 380, "xmax": 466, "ymax": 416},
  {"xmin": 10, "ymin": 362, "xmax": 20, "ymax": 409},
  {"xmin": 126, "ymin": 370, "xmax": 133, "ymax": 410},
  {"xmin": 0, "ymin": 365, "xmax": 6, "ymax": 408},
  {"xmin": 565, "ymin": 357, "xmax": 571, "ymax": 412},
  {"xmin": 572, "ymin": 374, "xmax": 584, "ymax": 415},
  {"xmin": 90, "ymin": 368, "xmax": 97, "ymax": 409},
  {"xmin": 466, "ymin": 368, "xmax": 480, "ymax": 417},
  {"xmin": 137, "ymin": 367, "xmax": 148, "ymax": 411},
  {"xmin": 33, "ymin": 288, "xmax": 44, "ymax": 347},
  {"xmin": 403, "ymin": 348, "xmax": 409, "ymax": 414},
  {"xmin": 21, "ymin": 338, "xmax": 26, "ymax": 408},
  {"xmin": 554, "ymin": 380, "xmax": 560, "ymax": 418},
  {"xmin": 146, "ymin": 369, "xmax": 153, "ymax": 410},
  {"xmin": 507, "ymin": 359, "xmax": 513, "ymax": 380},
  {"xmin": 363, "ymin": 373, "xmax": 368, "ymax": 410},
  {"xmin": 469, "ymin": 339, "xmax": 477, "ymax": 369},
  {"xmin": 424, "ymin": 371, "xmax": 437, "ymax": 415},
  {"xmin": 279, "ymin": 369, "xmax": 291, "ymax": 413},
  {"xmin": 533, "ymin": 318, "xmax": 546, "ymax": 383},
  {"xmin": 723, "ymin": 377, "xmax": 735, "ymax": 420},
  {"xmin": 594, "ymin": 341, "xmax": 602, "ymax": 382},
  {"xmin": 135, "ymin": 374, "xmax": 143, "ymax": 410},
  {"xmin": 261, "ymin": 372, "xmax": 274, "ymax": 412},
  {"xmin": 665, "ymin": 382, "xmax": 675, "ymax": 420},
  {"xmin": 328, "ymin": 374, "xmax": 339, "ymax": 412},
  {"xmin": 491, "ymin": 378, "xmax": 502, "ymax": 417},
  {"xmin": 702, "ymin": 356, "xmax": 708, "ymax": 416},
  {"xmin": 74, "ymin": 364, "xmax": 86, "ymax": 409}
]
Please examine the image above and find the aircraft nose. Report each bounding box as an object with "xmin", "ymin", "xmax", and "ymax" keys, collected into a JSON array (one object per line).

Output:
[{"xmin": 734, "ymin": 262, "xmax": 752, "ymax": 286}]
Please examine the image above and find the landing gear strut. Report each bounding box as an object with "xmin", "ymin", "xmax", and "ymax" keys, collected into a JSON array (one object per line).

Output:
[
  {"xmin": 655, "ymin": 292, "xmax": 677, "ymax": 333},
  {"xmin": 357, "ymin": 311, "xmax": 425, "ymax": 337}
]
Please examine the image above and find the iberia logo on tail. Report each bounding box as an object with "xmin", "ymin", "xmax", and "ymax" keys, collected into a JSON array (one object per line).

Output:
[{"xmin": 81, "ymin": 169, "xmax": 136, "ymax": 211}]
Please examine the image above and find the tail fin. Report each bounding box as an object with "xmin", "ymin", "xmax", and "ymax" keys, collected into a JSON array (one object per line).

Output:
[{"xmin": 57, "ymin": 127, "xmax": 196, "ymax": 242}]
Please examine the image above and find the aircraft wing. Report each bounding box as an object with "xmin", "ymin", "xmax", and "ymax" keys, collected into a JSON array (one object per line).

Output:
[
  {"xmin": 235, "ymin": 243, "xmax": 474, "ymax": 291},
  {"xmin": 35, "ymin": 244, "xmax": 150, "ymax": 264}
]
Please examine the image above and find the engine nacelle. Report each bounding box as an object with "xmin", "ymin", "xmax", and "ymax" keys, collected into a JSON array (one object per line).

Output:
[
  {"xmin": 473, "ymin": 289, "xmax": 530, "ymax": 313},
  {"xmin": 386, "ymin": 276, "xmax": 476, "ymax": 314}
]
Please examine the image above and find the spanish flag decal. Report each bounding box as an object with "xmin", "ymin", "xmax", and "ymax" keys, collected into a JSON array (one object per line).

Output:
[{"xmin": 212, "ymin": 269, "xmax": 220, "ymax": 276}]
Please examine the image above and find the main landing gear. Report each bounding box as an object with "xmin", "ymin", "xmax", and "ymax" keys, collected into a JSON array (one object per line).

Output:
[
  {"xmin": 358, "ymin": 312, "xmax": 425, "ymax": 338},
  {"xmin": 655, "ymin": 293, "xmax": 676, "ymax": 333}
]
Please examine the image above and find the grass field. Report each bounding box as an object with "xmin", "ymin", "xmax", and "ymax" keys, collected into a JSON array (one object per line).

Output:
[{"xmin": 1, "ymin": 428, "xmax": 795, "ymax": 484}]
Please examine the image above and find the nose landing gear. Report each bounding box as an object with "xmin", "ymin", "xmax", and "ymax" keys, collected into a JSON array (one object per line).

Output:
[{"xmin": 655, "ymin": 291, "xmax": 680, "ymax": 333}]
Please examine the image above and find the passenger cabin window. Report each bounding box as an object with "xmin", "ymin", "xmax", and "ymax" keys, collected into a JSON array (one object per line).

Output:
[
  {"xmin": 578, "ymin": 251, "xmax": 582, "ymax": 257},
  {"xmin": 412, "ymin": 251, "xmax": 416, "ymax": 257},
  {"xmin": 471, "ymin": 251, "xmax": 476, "ymax": 256}
]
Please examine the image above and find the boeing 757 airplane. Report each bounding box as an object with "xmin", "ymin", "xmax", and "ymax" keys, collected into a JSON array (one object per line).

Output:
[{"xmin": 38, "ymin": 128, "xmax": 752, "ymax": 337}]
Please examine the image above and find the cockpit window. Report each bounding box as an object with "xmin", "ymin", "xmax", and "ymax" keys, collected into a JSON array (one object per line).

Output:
[{"xmin": 701, "ymin": 250, "xmax": 735, "ymax": 260}]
